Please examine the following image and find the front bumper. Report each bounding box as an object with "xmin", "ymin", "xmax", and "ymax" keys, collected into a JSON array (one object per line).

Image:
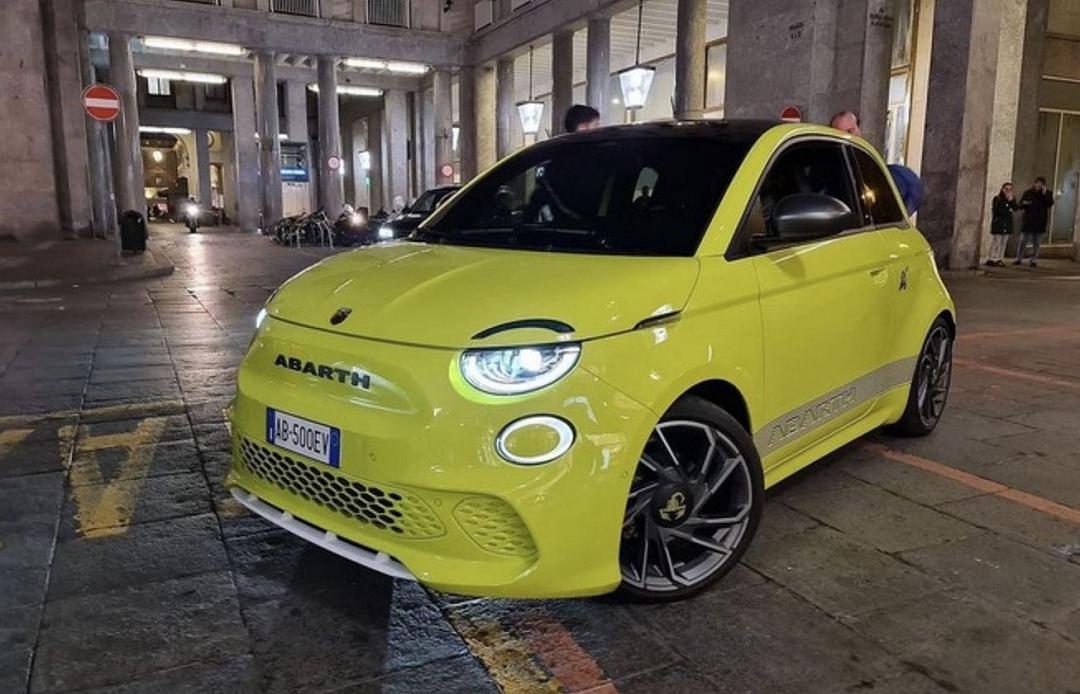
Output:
[{"xmin": 226, "ymin": 317, "xmax": 654, "ymax": 598}]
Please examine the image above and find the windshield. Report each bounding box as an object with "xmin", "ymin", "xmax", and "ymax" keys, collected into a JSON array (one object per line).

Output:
[
  {"xmin": 417, "ymin": 134, "xmax": 753, "ymax": 256},
  {"xmin": 409, "ymin": 189, "xmax": 454, "ymax": 214}
]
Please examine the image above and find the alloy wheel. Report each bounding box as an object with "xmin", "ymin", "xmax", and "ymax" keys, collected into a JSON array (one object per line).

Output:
[
  {"xmin": 916, "ymin": 325, "xmax": 952, "ymax": 428},
  {"xmin": 619, "ymin": 420, "xmax": 754, "ymax": 594}
]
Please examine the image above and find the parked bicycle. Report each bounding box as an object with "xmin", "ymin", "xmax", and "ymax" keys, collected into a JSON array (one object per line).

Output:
[{"xmin": 267, "ymin": 209, "xmax": 336, "ymax": 248}]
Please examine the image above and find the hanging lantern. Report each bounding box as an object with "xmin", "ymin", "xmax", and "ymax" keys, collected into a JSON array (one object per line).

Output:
[
  {"xmin": 620, "ymin": 0, "xmax": 654, "ymax": 113},
  {"xmin": 517, "ymin": 45, "xmax": 545, "ymax": 136}
]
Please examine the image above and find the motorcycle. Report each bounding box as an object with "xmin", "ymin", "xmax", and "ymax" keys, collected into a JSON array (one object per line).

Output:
[
  {"xmin": 334, "ymin": 205, "xmax": 371, "ymax": 247},
  {"xmin": 183, "ymin": 200, "xmax": 200, "ymax": 234}
]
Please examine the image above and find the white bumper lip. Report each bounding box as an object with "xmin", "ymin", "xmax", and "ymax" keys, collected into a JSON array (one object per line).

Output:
[{"xmin": 229, "ymin": 487, "xmax": 417, "ymax": 581}]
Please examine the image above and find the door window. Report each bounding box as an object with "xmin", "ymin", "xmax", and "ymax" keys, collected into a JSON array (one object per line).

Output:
[
  {"xmin": 850, "ymin": 147, "xmax": 906, "ymax": 226},
  {"xmin": 738, "ymin": 141, "xmax": 860, "ymax": 251}
]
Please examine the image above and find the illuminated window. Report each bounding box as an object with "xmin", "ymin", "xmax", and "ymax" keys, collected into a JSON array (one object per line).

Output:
[{"xmin": 147, "ymin": 77, "xmax": 171, "ymax": 96}]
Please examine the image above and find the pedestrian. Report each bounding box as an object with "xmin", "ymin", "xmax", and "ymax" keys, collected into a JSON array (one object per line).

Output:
[
  {"xmin": 829, "ymin": 111, "xmax": 861, "ymax": 137},
  {"xmin": 564, "ymin": 104, "xmax": 601, "ymax": 134},
  {"xmin": 987, "ymin": 182, "xmax": 1019, "ymax": 267},
  {"xmin": 1015, "ymin": 177, "xmax": 1054, "ymax": 267}
]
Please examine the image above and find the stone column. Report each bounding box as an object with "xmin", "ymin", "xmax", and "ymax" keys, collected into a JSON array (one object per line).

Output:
[
  {"xmin": 458, "ymin": 65, "xmax": 478, "ymax": 180},
  {"xmin": 477, "ymin": 65, "xmax": 497, "ymax": 170},
  {"xmin": 919, "ymin": 0, "xmax": 1003, "ymax": 269},
  {"xmin": 586, "ymin": 17, "xmax": 611, "ymax": 124},
  {"xmin": 254, "ymin": 50, "xmax": 282, "ymax": 223},
  {"xmin": 316, "ymin": 56, "xmax": 344, "ymax": 215},
  {"xmin": 79, "ymin": 29, "xmax": 114, "ymax": 237},
  {"xmin": 108, "ymin": 32, "xmax": 143, "ymax": 216},
  {"xmin": 434, "ymin": 69, "xmax": 454, "ymax": 184},
  {"xmin": 382, "ymin": 89, "xmax": 410, "ymax": 208},
  {"xmin": 552, "ymin": 29, "xmax": 575, "ymax": 134},
  {"xmin": 496, "ymin": 57, "xmax": 515, "ymax": 159},
  {"xmin": 195, "ymin": 128, "xmax": 212, "ymax": 207},
  {"xmin": 230, "ymin": 75, "xmax": 260, "ymax": 231},
  {"xmin": 674, "ymin": 0, "xmax": 707, "ymax": 120},
  {"xmin": 725, "ymin": 0, "xmax": 895, "ymax": 148},
  {"xmin": 284, "ymin": 80, "xmax": 309, "ymax": 142}
]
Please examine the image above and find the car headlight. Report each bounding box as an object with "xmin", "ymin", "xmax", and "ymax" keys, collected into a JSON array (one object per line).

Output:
[
  {"xmin": 460, "ymin": 343, "xmax": 581, "ymax": 395},
  {"xmin": 377, "ymin": 225, "xmax": 394, "ymax": 240}
]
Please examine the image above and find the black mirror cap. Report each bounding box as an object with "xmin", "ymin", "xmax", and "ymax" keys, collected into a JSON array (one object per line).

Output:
[{"xmin": 772, "ymin": 193, "xmax": 858, "ymax": 241}]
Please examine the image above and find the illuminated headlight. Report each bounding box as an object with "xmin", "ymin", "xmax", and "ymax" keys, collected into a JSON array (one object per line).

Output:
[
  {"xmin": 255, "ymin": 308, "xmax": 268, "ymax": 329},
  {"xmin": 185, "ymin": 203, "xmax": 198, "ymax": 217},
  {"xmin": 377, "ymin": 225, "xmax": 394, "ymax": 240},
  {"xmin": 460, "ymin": 344, "xmax": 581, "ymax": 395},
  {"xmin": 351, "ymin": 212, "xmax": 366, "ymax": 226}
]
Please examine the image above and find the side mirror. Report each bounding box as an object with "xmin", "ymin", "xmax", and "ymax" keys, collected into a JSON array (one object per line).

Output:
[{"xmin": 771, "ymin": 193, "xmax": 859, "ymax": 241}]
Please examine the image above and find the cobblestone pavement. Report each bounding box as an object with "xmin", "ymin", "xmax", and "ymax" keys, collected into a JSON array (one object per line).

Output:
[{"xmin": 2, "ymin": 226, "xmax": 1079, "ymax": 693}]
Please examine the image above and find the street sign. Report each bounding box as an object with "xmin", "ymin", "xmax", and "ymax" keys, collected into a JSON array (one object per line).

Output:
[
  {"xmin": 82, "ymin": 84, "xmax": 121, "ymax": 122},
  {"xmin": 780, "ymin": 105, "xmax": 802, "ymax": 123},
  {"xmin": 327, "ymin": 156, "xmax": 342, "ymax": 171},
  {"xmin": 440, "ymin": 163, "xmax": 454, "ymax": 179}
]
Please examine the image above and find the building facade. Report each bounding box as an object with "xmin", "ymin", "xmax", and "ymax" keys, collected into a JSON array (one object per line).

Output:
[{"xmin": 6, "ymin": 0, "xmax": 1080, "ymax": 267}]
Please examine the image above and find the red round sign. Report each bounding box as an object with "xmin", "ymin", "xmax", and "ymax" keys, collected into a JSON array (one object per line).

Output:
[
  {"xmin": 82, "ymin": 84, "xmax": 122, "ymax": 122},
  {"xmin": 440, "ymin": 163, "xmax": 454, "ymax": 178},
  {"xmin": 327, "ymin": 156, "xmax": 342, "ymax": 171},
  {"xmin": 780, "ymin": 105, "xmax": 802, "ymax": 123}
]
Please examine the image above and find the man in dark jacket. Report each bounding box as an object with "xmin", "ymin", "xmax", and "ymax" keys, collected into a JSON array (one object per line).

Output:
[{"xmin": 1015, "ymin": 177, "xmax": 1054, "ymax": 267}]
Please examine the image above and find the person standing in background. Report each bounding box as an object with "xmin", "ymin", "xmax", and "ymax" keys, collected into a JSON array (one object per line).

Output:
[
  {"xmin": 564, "ymin": 105, "xmax": 601, "ymax": 134},
  {"xmin": 1016, "ymin": 177, "xmax": 1054, "ymax": 268},
  {"xmin": 987, "ymin": 183, "xmax": 1019, "ymax": 267}
]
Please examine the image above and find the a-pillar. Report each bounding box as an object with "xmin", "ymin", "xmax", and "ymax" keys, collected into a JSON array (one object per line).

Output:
[
  {"xmin": 551, "ymin": 30, "xmax": 574, "ymax": 134},
  {"xmin": 317, "ymin": 56, "xmax": 344, "ymax": 215},
  {"xmin": 725, "ymin": 0, "xmax": 896, "ymax": 150},
  {"xmin": 230, "ymin": 75, "xmax": 260, "ymax": 231},
  {"xmin": 254, "ymin": 50, "xmax": 282, "ymax": 224},
  {"xmin": 586, "ymin": 17, "xmax": 611, "ymax": 124},
  {"xmin": 674, "ymin": 0, "xmax": 706, "ymax": 120},
  {"xmin": 381, "ymin": 89, "xmax": 410, "ymax": 209},
  {"xmin": 496, "ymin": 57, "xmax": 515, "ymax": 159},
  {"xmin": 458, "ymin": 65, "xmax": 478, "ymax": 180},
  {"xmin": 108, "ymin": 32, "xmax": 143, "ymax": 216},
  {"xmin": 195, "ymin": 128, "xmax": 212, "ymax": 207},
  {"xmin": 919, "ymin": 0, "xmax": 1003, "ymax": 269},
  {"xmin": 433, "ymin": 68, "xmax": 454, "ymax": 184}
]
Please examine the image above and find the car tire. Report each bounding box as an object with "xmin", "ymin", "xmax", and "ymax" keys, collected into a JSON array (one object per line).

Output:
[
  {"xmin": 617, "ymin": 395, "xmax": 764, "ymax": 602},
  {"xmin": 890, "ymin": 316, "xmax": 953, "ymax": 437}
]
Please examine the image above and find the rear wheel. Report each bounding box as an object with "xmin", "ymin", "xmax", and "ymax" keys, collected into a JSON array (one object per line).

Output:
[
  {"xmin": 618, "ymin": 396, "xmax": 763, "ymax": 601},
  {"xmin": 891, "ymin": 317, "xmax": 953, "ymax": 436}
]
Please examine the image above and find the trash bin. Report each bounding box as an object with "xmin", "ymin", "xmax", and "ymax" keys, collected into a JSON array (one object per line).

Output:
[{"xmin": 119, "ymin": 210, "xmax": 147, "ymax": 252}]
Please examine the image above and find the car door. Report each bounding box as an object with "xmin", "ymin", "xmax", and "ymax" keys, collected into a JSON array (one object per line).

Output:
[
  {"xmin": 740, "ymin": 139, "xmax": 894, "ymax": 468},
  {"xmin": 847, "ymin": 145, "xmax": 922, "ymax": 363}
]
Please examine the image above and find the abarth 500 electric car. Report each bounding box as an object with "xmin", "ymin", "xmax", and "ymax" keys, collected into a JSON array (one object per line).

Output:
[{"xmin": 227, "ymin": 121, "xmax": 955, "ymax": 601}]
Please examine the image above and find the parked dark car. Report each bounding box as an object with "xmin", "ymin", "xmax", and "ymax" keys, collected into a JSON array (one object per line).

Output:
[{"xmin": 375, "ymin": 185, "xmax": 460, "ymax": 241}]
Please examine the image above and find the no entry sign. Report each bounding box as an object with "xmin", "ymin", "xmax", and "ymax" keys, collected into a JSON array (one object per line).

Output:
[
  {"xmin": 780, "ymin": 105, "xmax": 803, "ymax": 123},
  {"xmin": 327, "ymin": 156, "xmax": 342, "ymax": 171},
  {"xmin": 82, "ymin": 84, "xmax": 121, "ymax": 122}
]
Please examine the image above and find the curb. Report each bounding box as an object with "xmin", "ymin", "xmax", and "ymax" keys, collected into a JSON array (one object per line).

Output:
[{"xmin": 0, "ymin": 251, "xmax": 174, "ymax": 292}]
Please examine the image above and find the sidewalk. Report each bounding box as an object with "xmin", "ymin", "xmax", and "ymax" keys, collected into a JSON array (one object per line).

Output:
[
  {"xmin": 0, "ymin": 237, "xmax": 174, "ymax": 291},
  {"xmin": 981, "ymin": 257, "xmax": 1080, "ymax": 279}
]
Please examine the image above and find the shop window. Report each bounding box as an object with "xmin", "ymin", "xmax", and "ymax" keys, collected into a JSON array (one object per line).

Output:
[{"xmin": 147, "ymin": 78, "xmax": 171, "ymax": 96}]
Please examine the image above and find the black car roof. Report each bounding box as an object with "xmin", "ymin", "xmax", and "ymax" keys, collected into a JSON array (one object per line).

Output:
[{"xmin": 555, "ymin": 119, "xmax": 781, "ymax": 144}]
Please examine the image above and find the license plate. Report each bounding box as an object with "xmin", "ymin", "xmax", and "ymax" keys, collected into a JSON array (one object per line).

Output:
[{"xmin": 266, "ymin": 408, "xmax": 341, "ymax": 468}]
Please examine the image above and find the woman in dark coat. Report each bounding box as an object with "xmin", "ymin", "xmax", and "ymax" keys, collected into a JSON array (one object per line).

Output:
[{"xmin": 987, "ymin": 182, "xmax": 1018, "ymax": 266}]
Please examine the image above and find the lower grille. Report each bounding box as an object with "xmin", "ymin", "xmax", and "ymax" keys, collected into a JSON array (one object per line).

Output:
[
  {"xmin": 240, "ymin": 438, "xmax": 444, "ymax": 539},
  {"xmin": 453, "ymin": 497, "xmax": 537, "ymax": 557}
]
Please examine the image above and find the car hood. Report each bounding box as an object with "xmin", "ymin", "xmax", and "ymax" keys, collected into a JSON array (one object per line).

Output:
[{"xmin": 267, "ymin": 242, "xmax": 699, "ymax": 348}]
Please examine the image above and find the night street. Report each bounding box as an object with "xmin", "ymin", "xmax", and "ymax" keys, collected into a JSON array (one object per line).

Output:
[{"xmin": 3, "ymin": 227, "xmax": 1079, "ymax": 694}]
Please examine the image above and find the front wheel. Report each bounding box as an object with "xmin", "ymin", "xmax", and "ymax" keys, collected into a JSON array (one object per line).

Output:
[
  {"xmin": 618, "ymin": 396, "xmax": 763, "ymax": 602},
  {"xmin": 891, "ymin": 316, "xmax": 953, "ymax": 436}
]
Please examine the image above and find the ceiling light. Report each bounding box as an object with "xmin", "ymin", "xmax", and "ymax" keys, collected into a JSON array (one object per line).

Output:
[
  {"xmin": 344, "ymin": 57, "xmax": 387, "ymax": 70},
  {"xmin": 142, "ymin": 36, "xmax": 246, "ymax": 56},
  {"xmin": 517, "ymin": 45, "xmax": 544, "ymax": 136},
  {"xmin": 385, "ymin": 61, "xmax": 428, "ymax": 74},
  {"xmin": 619, "ymin": 0, "xmax": 655, "ymax": 113},
  {"xmin": 307, "ymin": 84, "xmax": 383, "ymax": 97},
  {"xmin": 139, "ymin": 126, "xmax": 192, "ymax": 135},
  {"xmin": 138, "ymin": 69, "xmax": 227, "ymax": 85}
]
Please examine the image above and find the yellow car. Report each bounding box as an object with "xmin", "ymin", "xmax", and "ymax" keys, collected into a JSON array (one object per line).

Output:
[{"xmin": 227, "ymin": 121, "xmax": 955, "ymax": 601}]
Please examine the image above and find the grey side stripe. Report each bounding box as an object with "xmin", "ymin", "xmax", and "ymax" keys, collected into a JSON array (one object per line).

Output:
[{"xmin": 753, "ymin": 357, "xmax": 917, "ymax": 456}]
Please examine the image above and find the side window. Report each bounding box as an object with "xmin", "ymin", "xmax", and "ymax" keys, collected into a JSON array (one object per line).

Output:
[
  {"xmin": 851, "ymin": 147, "xmax": 906, "ymax": 226},
  {"xmin": 741, "ymin": 141, "xmax": 859, "ymax": 245}
]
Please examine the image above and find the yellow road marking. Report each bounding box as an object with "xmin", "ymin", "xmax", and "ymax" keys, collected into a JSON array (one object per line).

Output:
[
  {"xmin": 448, "ymin": 609, "xmax": 561, "ymax": 694},
  {"xmin": 864, "ymin": 442, "xmax": 1080, "ymax": 526},
  {"xmin": 68, "ymin": 417, "xmax": 168, "ymax": 539},
  {"xmin": 0, "ymin": 400, "xmax": 186, "ymax": 428},
  {"xmin": 0, "ymin": 428, "xmax": 33, "ymax": 448}
]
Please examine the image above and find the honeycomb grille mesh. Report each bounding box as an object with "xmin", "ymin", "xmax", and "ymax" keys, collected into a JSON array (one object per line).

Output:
[
  {"xmin": 240, "ymin": 438, "xmax": 444, "ymax": 539},
  {"xmin": 453, "ymin": 497, "xmax": 537, "ymax": 557}
]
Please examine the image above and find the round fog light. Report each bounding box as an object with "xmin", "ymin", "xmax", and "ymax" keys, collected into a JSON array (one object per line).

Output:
[{"xmin": 495, "ymin": 415, "xmax": 575, "ymax": 465}]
